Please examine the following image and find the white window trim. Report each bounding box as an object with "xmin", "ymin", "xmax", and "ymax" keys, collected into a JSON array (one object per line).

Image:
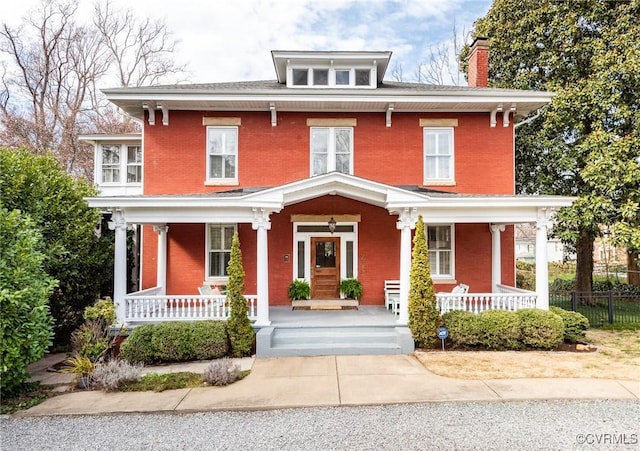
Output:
[
  {"xmin": 292, "ymin": 222, "xmax": 358, "ymax": 288},
  {"xmin": 427, "ymin": 223, "xmax": 455, "ymax": 280},
  {"xmin": 423, "ymin": 127, "xmax": 455, "ymax": 185},
  {"xmin": 97, "ymin": 143, "xmax": 143, "ymax": 187},
  {"xmin": 205, "ymin": 126, "xmax": 239, "ymax": 185},
  {"xmin": 310, "ymin": 127, "xmax": 354, "ymax": 176},
  {"xmin": 205, "ymin": 223, "xmax": 237, "ymax": 282}
]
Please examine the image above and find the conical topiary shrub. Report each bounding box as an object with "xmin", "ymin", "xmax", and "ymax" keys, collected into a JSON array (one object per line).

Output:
[
  {"xmin": 408, "ymin": 215, "xmax": 440, "ymax": 348},
  {"xmin": 226, "ymin": 232, "xmax": 255, "ymax": 356}
]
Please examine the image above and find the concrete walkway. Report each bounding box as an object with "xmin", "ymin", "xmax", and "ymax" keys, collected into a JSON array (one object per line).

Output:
[{"xmin": 15, "ymin": 353, "xmax": 639, "ymax": 417}]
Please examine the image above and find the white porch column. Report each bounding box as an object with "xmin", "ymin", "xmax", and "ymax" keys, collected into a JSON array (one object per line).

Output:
[
  {"xmin": 108, "ymin": 210, "xmax": 128, "ymax": 324},
  {"xmin": 252, "ymin": 208, "xmax": 271, "ymax": 326},
  {"xmin": 490, "ymin": 224, "xmax": 505, "ymax": 292},
  {"xmin": 153, "ymin": 225, "xmax": 168, "ymax": 295},
  {"xmin": 396, "ymin": 208, "xmax": 417, "ymax": 325},
  {"xmin": 535, "ymin": 209, "xmax": 550, "ymax": 310}
]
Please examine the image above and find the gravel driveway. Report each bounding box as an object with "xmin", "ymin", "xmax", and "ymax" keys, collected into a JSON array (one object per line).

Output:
[{"xmin": 2, "ymin": 400, "xmax": 639, "ymax": 450}]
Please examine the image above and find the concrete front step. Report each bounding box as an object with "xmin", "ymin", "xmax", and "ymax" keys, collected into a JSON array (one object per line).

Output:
[{"xmin": 256, "ymin": 326, "xmax": 414, "ymax": 357}]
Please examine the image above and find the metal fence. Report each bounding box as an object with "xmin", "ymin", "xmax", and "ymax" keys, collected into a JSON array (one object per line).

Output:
[{"xmin": 550, "ymin": 291, "xmax": 640, "ymax": 327}]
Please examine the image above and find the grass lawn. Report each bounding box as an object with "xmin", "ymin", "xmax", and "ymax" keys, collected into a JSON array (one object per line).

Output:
[{"xmin": 415, "ymin": 329, "xmax": 640, "ymax": 381}]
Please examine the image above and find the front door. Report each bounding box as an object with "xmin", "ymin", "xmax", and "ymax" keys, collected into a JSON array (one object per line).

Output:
[{"xmin": 311, "ymin": 237, "xmax": 340, "ymax": 299}]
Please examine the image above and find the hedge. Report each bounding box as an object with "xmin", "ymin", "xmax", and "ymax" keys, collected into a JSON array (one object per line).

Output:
[
  {"xmin": 441, "ymin": 308, "xmax": 580, "ymax": 350},
  {"xmin": 119, "ymin": 321, "xmax": 229, "ymax": 364}
]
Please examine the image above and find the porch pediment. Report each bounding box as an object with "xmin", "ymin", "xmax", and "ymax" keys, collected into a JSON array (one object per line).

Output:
[{"xmin": 242, "ymin": 172, "xmax": 429, "ymax": 209}]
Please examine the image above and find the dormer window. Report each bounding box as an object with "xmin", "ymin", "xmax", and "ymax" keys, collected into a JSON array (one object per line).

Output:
[
  {"xmin": 287, "ymin": 66, "xmax": 375, "ymax": 88},
  {"xmin": 272, "ymin": 50, "xmax": 390, "ymax": 90}
]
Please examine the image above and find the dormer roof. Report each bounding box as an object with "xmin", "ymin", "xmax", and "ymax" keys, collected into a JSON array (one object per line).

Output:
[{"xmin": 271, "ymin": 50, "xmax": 392, "ymax": 84}]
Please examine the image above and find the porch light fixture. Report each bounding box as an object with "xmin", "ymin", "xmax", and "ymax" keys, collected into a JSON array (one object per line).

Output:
[{"xmin": 328, "ymin": 217, "xmax": 336, "ymax": 234}]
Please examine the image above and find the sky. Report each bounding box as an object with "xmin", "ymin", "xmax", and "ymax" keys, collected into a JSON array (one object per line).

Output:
[{"xmin": 2, "ymin": 0, "xmax": 493, "ymax": 85}]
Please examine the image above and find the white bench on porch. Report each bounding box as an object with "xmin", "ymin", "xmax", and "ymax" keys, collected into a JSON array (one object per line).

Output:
[{"xmin": 384, "ymin": 280, "xmax": 401, "ymax": 314}]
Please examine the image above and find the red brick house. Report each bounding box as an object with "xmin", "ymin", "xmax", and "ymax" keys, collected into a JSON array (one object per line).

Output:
[{"xmin": 84, "ymin": 39, "xmax": 573, "ymax": 355}]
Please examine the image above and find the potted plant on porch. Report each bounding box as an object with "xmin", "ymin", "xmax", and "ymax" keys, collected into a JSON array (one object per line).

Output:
[
  {"xmin": 340, "ymin": 278, "xmax": 363, "ymax": 300},
  {"xmin": 288, "ymin": 279, "xmax": 310, "ymax": 309},
  {"xmin": 288, "ymin": 279, "xmax": 310, "ymax": 301}
]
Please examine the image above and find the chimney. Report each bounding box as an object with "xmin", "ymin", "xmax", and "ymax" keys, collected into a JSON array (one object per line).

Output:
[{"xmin": 467, "ymin": 37, "xmax": 489, "ymax": 88}]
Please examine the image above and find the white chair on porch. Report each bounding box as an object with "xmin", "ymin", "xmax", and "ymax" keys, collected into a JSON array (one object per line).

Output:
[
  {"xmin": 384, "ymin": 280, "xmax": 401, "ymax": 314},
  {"xmin": 451, "ymin": 283, "xmax": 469, "ymax": 294}
]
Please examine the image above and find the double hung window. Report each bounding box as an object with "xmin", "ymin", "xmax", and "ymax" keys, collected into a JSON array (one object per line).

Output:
[
  {"xmin": 206, "ymin": 127, "xmax": 237, "ymax": 182},
  {"xmin": 207, "ymin": 224, "xmax": 235, "ymax": 278},
  {"xmin": 310, "ymin": 127, "xmax": 353, "ymax": 176},
  {"xmin": 100, "ymin": 144, "xmax": 142, "ymax": 184},
  {"xmin": 424, "ymin": 128, "xmax": 454, "ymax": 183},
  {"xmin": 427, "ymin": 225, "xmax": 453, "ymax": 278}
]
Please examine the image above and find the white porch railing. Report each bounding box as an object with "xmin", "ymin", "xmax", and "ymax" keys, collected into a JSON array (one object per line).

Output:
[
  {"xmin": 123, "ymin": 290, "xmax": 257, "ymax": 322},
  {"xmin": 436, "ymin": 287, "xmax": 537, "ymax": 314}
]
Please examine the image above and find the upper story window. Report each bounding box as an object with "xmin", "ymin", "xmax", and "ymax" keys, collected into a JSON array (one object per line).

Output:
[
  {"xmin": 310, "ymin": 127, "xmax": 353, "ymax": 176},
  {"xmin": 206, "ymin": 127, "xmax": 238, "ymax": 183},
  {"xmin": 427, "ymin": 224, "xmax": 454, "ymax": 278},
  {"xmin": 424, "ymin": 128, "xmax": 454, "ymax": 184},
  {"xmin": 100, "ymin": 144, "xmax": 142, "ymax": 184}
]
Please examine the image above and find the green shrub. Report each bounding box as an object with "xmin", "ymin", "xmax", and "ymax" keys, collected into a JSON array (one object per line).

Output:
[
  {"xmin": 84, "ymin": 298, "xmax": 116, "ymax": 325},
  {"xmin": 517, "ymin": 309, "xmax": 564, "ymax": 349},
  {"xmin": 441, "ymin": 310, "xmax": 482, "ymax": 348},
  {"xmin": 0, "ymin": 209, "xmax": 55, "ymax": 397},
  {"xmin": 408, "ymin": 216, "xmax": 440, "ymax": 348},
  {"xmin": 191, "ymin": 321, "xmax": 229, "ymax": 360},
  {"xmin": 515, "ymin": 260, "xmax": 535, "ymax": 291},
  {"xmin": 550, "ymin": 278, "xmax": 574, "ymax": 294},
  {"xmin": 119, "ymin": 325, "xmax": 156, "ymax": 364},
  {"xmin": 151, "ymin": 322, "xmax": 194, "ymax": 362},
  {"xmin": 478, "ymin": 310, "xmax": 522, "ymax": 350},
  {"xmin": 119, "ymin": 321, "xmax": 230, "ymax": 364},
  {"xmin": 550, "ymin": 306, "xmax": 590, "ymax": 342},
  {"xmin": 70, "ymin": 319, "xmax": 110, "ymax": 362},
  {"xmin": 288, "ymin": 279, "xmax": 310, "ymax": 301}
]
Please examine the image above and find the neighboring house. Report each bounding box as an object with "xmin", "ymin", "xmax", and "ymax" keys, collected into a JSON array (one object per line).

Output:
[
  {"xmin": 83, "ymin": 39, "xmax": 574, "ymax": 355},
  {"xmin": 515, "ymin": 223, "xmax": 574, "ymax": 263}
]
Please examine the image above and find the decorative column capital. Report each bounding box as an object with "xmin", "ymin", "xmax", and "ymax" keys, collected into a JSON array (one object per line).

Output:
[
  {"xmin": 108, "ymin": 209, "xmax": 127, "ymax": 231},
  {"xmin": 536, "ymin": 208, "xmax": 549, "ymax": 230},
  {"xmin": 252, "ymin": 208, "xmax": 271, "ymax": 231},
  {"xmin": 396, "ymin": 207, "xmax": 418, "ymax": 230},
  {"xmin": 490, "ymin": 223, "xmax": 506, "ymax": 233},
  {"xmin": 153, "ymin": 224, "xmax": 169, "ymax": 234}
]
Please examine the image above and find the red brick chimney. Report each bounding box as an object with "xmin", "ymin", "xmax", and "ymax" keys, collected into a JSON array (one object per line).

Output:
[{"xmin": 467, "ymin": 37, "xmax": 489, "ymax": 88}]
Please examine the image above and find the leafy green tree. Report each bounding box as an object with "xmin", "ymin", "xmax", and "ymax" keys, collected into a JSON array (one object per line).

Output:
[
  {"xmin": 0, "ymin": 208, "xmax": 56, "ymax": 396},
  {"xmin": 408, "ymin": 216, "xmax": 439, "ymax": 348},
  {"xmin": 225, "ymin": 232, "xmax": 255, "ymax": 357},
  {"xmin": 0, "ymin": 149, "xmax": 112, "ymax": 345},
  {"xmin": 465, "ymin": 0, "xmax": 640, "ymax": 290}
]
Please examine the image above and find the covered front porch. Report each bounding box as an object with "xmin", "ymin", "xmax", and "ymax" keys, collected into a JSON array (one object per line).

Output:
[{"xmin": 87, "ymin": 173, "xmax": 574, "ymax": 355}]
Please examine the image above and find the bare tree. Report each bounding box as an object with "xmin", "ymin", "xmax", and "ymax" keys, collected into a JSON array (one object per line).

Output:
[
  {"xmin": 94, "ymin": 0, "xmax": 187, "ymax": 88},
  {"xmin": 0, "ymin": 0, "xmax": 189, "ymax": 178},
  {"xmin": 392, "ymin": 22, "xmax": 471, "ymax": 86}
]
